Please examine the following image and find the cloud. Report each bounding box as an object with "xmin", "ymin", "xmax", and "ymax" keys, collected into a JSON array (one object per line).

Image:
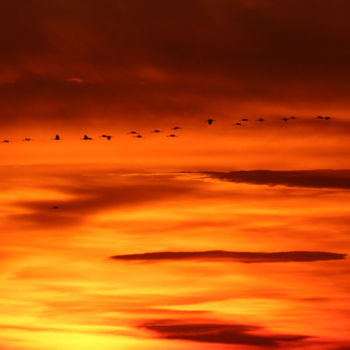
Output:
[
  {"xmin": 2, "ymin": 1, "xmax": 350, "ymax": 129},
  {"xmin": 111, "ymin": 250, "xmax": 347, "ymax": 263},
  {"xmin": 5, "ymin": 172, "xmax": 200, "ymax": 229},
  {"xmin": 141, "ymin": 320, "xmax": 309, "ymax": 347},
  {"xmin": 65, "ymin": 77, "xmax": 84, "ymax": 84},
  {"xmin": 203, "ymin": 170, "xmax": 350, "ymax": 189}
]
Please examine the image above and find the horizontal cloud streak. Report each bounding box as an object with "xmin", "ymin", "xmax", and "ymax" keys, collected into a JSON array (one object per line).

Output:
[
  {"xmin": 203, "ymin": 170, "xmax": 350, "ymax": 189},
  {"xmin": 111, "ymin": 250, "xmax": 347, "ymax": 263},
  {"xmin": 141, "ymin": 320, "xmax": 309, "ymax": 347}
]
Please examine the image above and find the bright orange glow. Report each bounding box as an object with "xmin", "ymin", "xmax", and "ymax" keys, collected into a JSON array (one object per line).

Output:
[{"xmin": 1, "ymin": 1, "xmax": 350, "ymax": 349}]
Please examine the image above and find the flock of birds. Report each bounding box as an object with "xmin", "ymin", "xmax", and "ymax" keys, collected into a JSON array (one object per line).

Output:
[{"xmin": 1, "ymin": 115, "xmax": 333, "ymax": 143}]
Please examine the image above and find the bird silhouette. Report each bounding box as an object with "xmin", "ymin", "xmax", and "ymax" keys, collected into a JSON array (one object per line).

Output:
[
  {"xmin": 234, "ymin": 122, "xmax": 242, "ymax": 126},
  {"xmin": 255, "ymin": 118, "xmax": 264, "ymax": 122},
  {"xmin": 167, "ymin": 134, "xmax": 177, "ymax": 137},
  {"xmin": 101, "ymin": 134, "xmax": 112, "ymax": 140},
  {"xmin": 54, "ymin": 134, "xmax": 61, "ymax": 140},
  {"xmin": 2, "ymin": 140, "xmax": 10, "ymax": 143},
  {"xmin": 316, "ymin": 116, "xmax": 324, "ymax": 119},
  {"xmin": 135, "ymin": 135, "xmax": 143, "ymax": 138},
  {"xmin": 325, "ymin": 116, "xmax": 331, "ymax": 120},
  {"xmin": 290, "ymin": 116, "xmax": 296, "ymax": 120},
  {"xmin": 207, "ymin": 119, "xmax": 214, "ymax": 125},
  {"xmin": 240, "ymin": 118, "xmax": 249, "ymax": 122},
  {"xmin": 282, "ymin": 118, "xmax": 288, "ymax": 122},
  {"xmin": 129, "ymin": 131, "xmax": 138, "ymax": 135},
  {"xmin": 173, "ymin": 126, "xmax": 181, "ymax": 130},
  {"xmin": 24, "ymin": 138, "xmax": 31, "ymax": 141},
  {"xmin": 153, "ymin": 130, "xmax": 161, "ymax": 133},
  {"xmin": 51, "ymin": 206, "xmax": 59, "ymax": 209},
  {"xmin": 81, "ymin": 135, "xmax": 92, "ymax": 140}
]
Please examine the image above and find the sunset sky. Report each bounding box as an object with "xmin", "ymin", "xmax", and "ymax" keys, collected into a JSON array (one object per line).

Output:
[{"xmin": 1, "ymin": 1, "xmax": 350, "ymax": 349}]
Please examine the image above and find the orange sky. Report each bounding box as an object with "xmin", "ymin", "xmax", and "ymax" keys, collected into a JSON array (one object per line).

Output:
[{"xmin": 1, "ymin": 1, "xmax": 350, "ymax": 350}]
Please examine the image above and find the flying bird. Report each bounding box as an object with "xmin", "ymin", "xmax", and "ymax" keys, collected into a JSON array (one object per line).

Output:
[
  {"xmin": 316, "ymin": 116, "xmax": 324, "ymax": 119},
  {"xmin": 255, "ymin": 118, "xmax": 264, "ymax": 122},
  {"xmin": 24, "ymin": 138, "xmax": 31, "ymax": 141},
  {"xmin": 290, "ymin": 116, "xmax": 296, "ymax": 120},
  {"xmin": 51, "ymin": 206, "xmax": 59, "ymax": 209},
  {"xmin": 135, "ymin": 135, "xmax": 143, "ymax": 138},
  {"xmin": 81, "ymin": 135, "xmax": 93, "ymax": 140},
  {"xmin": 173, "ymin": 126, "xmax": 181, "ymax": 130},
  {"xmin": 325, "ymin": 116, "xmax": 331, "ymax": 120},
  {"xmin": 207, "ymin": 119, "xmax": 214, "ymax": 125},
  {"xmin": 240, "ymin": 118, "xmax": 249, "ymax": 122},
  {"xmin": 101, "ymin": 134, "xmax": 112, "ymax": 140},
  {"xmin": 54, "ymin": 134, "xmax": 61, "ymax": 140},
  {"xmin": 234, "ymin": 122, "xmax": 242, "ymax": 126},
  {"xmin": 152, "ymin": 130, "xmax": 161, "ymax": 133},
  {"xmin": 129, "ymin": 131, "xmax": 138, "ymax": 135},
  {"xmin": 2, "ymin": 140, "xmax": 10, "ymax": 143},
  {"xmin": 282, "ymin": 118, "xmax": 288, "ymax": 122},
  {"xmin": 167, "ymin": 134, "xmax": 177, "ymax": 137}
]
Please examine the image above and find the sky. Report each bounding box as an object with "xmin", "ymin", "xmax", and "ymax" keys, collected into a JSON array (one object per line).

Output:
[{"xmin": 1, "ymin": 1, "xmax": 350, "ymax": 349}]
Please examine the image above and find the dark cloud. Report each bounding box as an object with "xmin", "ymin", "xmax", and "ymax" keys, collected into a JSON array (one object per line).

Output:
[
  {"xmin": 2, "ymin": 0, "xmax": 350, "ymax": 128},
  {"xmin": 203, "ymin": 170, "xmax": 350, "ymax": 189},
  {"xmin": 141, "ymin": 320, "xmax": 309, "ymax": 347},
  {"xmin": 111, "ymin": 250, "xmax": 347, "ymax": 263}
]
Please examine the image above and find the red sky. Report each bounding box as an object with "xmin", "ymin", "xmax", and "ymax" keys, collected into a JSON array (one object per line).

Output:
[{"xmin": 1, "ymin": 1, "xmax": 350, "ymax": 350}]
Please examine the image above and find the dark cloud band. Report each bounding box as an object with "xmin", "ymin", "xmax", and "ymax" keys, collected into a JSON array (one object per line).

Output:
[
  {"xmin": 203, "ymin": 170, "xmax": 350, "ymax": 189},
  {"xmin": 111, "ymin": 250, "xmax": 347, "ymax": 263},
  {"xmin": 141, "ymin": 320, "xmax": 309, "ymax": 346}
]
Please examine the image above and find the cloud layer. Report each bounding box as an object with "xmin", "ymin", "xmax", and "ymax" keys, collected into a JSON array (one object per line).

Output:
[
  {"xmin": 2, "ymin": 0, "xmax": 350, "ymax": 129},
  {"xmin": 111, "ymin": 250, "xmax": 347, "ymax": 263},
  {"xmin": 204, "ymin": 170, "xmax": 350, "ymax": 189},
  {"xmin": 142, "ymin": 320, "xmax": 309, "ymax": 347}
]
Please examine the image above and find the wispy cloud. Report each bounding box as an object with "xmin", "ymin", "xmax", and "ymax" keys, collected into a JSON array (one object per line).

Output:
[{"xmin": 5, "ymin": 172, "xmax": 199, "ymax": 229}]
